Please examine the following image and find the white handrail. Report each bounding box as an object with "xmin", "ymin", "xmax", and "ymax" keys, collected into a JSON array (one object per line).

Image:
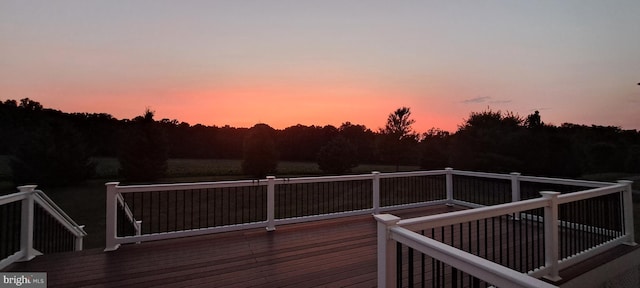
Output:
[
  {"xmin": 398, "ymin": 197, "xmax": 548, "ymax": 231},
  {"xmin": 390, "ymin": 226, "xmax": 557, "ymax": 288},
  {"xmin": 33, "ymin": 190, "xmax": 87, "ymax": 237},
  {"xmin": 0, "ymin": 186, "xmax": 86, "ymax": 270}
]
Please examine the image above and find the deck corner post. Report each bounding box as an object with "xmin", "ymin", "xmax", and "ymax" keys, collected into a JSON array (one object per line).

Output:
[
  {"xmin": 510, "ymin": 172, "xmax": 521, "ymax": 220},
  {"xmin": 104, "ymin": 182, "xmax": 120, "ymax": 252},
  {"xmin": 445, "ymin": 167, "xmax": 454, "ymax": 206},
  {"xmin": 510, "ymin": 172, "xmax": 521, "ymax": 203},
  {"xmin": 266, "ymin": 176, "xmax": 276, "ymax": 232},
  {"xmin": 75, "ymin": 225, "xmax": 85, "ymax": 251},
  {"xmin": 17, "ymin": 185, "xmax": 38, "ymax": 261},
  {"xmin": 372, "ymin": 171, "xmax": 381, "ymax": 214},
  {"xmin": 374, "ymin": 214, "xmax": 401, "ymax": 288},
  {"xmin": 540, "ymin": 191, "xmax": 562, "ymax": 282},
  {"xmin": 618, "ymin": 180, "xmax": 636, "ymax": 246}
]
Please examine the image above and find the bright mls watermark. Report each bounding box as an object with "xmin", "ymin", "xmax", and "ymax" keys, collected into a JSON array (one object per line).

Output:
[{"xmin": 1, "ymin": 273, "xmax": 46, "ymax": 288}]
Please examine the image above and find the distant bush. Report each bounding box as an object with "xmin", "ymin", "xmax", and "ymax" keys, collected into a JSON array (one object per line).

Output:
[
  {"xmin": 317, "ymin": 136, "xmax": 358, "ymax": 174},
  {"xmin": 10, "ymin": 118, "xmax": 95, "ymax": 187}
]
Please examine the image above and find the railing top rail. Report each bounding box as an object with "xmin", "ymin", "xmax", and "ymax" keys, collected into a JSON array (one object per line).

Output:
[
  {"xmin": 519, "ymin": 175, "xmax": 614, "ymax": 188},
  {"xmin": 451, "ymin": 170, "xmax": 512, "ymax": 180},
  {"xmin": 273, "ymin": 173, "xmax": 373, "ymax": 184},
  {"xmin": 107, "ymin": 168, "xmax": 624, "ymax": 195},
  {"xmin": 34, "ymin": 190, "xmax": 87, "ymax": 237},
  {"xmin": 390, "ymin": 226, "xmax": 557, "ymax": 288},
  {"xmin": 378, "ymin": 169, "xmax": 447, "ymax": 179},
  {"xmin": 557, "ymin": 183, "xmax": 627, "ymax": 204},
  {"xmin": 0, "ymin": 191, "xmax": 28, "ymax": 206},
  {"xmin": 113, "ymin": 179, "xmax": 268, "ymax": 193},
  {"xmin": 397, "ymin": 197, "xmax": 548, "ymax": 231}
]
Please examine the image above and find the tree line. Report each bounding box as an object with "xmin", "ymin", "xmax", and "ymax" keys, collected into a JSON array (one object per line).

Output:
[{"xmin": 1, "ymin": 98, "xmax": 639, "ymax": 187}]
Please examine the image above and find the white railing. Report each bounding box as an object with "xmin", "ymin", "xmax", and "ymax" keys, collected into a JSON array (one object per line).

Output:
[
  {"xmin": 375, "ymin": 178, "xmax": 635, "ymax": 287},
  {"xmin": 104, "ymin": 168, "xmax": 631, "ymax": 254},
  {"xmin": 0, "ymin": 185, "xmax": 87, "ymax": 270},
  {"xmin": 105, "ymin": 170, "xmax": 449, "ymax": 250}
]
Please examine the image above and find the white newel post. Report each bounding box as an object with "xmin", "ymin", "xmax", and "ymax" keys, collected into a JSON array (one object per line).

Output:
[
  {"xmin": 511, "ymin": 172, "xmax": 521, "ymax": 220},
  {"xmin": 374, "ymin": 214, "xmax": 400, "ymax": 288},
  {"xmin": 618, "ymin": 180, "xmax": 636, "ymax": 246},
  {"xmin": 104, "ymin": 182, "xmax": 120, "ymax": 251},
  {"xmin": 17, "ymin": 185, "xmax": 38, "ymax": 261},
  {"xmin": 541, "ymin": 191, "xmax": 561, "ymax": 282},
  {"xmin": 510, "ymin": 172, "xmax": 521, "ymax": 203},
  {"xmin": 445, "ymin": 168, "xmax": 454, "ymax": 205},
  {"xmin": 372, "ymin": 171, "xmax": 380, "ymax": 214},
  {"xmin": 266, "ymin": 176, "xmax": 276, "ymax": 231},
  {"xmin": 75, "ymin": 225, "xmax": 85, "ymax": 251}
]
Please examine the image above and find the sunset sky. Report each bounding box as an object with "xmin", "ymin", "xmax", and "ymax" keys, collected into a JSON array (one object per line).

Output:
[{"xmin": 1, "ymin": 1, "xmax": 639, "ymax": 133}]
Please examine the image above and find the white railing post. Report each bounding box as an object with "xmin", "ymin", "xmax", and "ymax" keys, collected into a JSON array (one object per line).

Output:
[
  {"xmin": 511, "ymin": 172, "xmax": 521, "ymax": 220},
  {"xmin": 510, "ymin": 172, "xmax": 521, "ymax": 203},
  {"xmin": 104, "ymin": 182, "xmax": 120, "ymax": 252},
  {"xmin": 266, "ymin": 176, "xmax": 276, "ymax": 231},
  {"xmin": 541, "ymin": 191, "xmax": 561, "ymax": 282},
  {"xmin": 445, "ymin": 167, "xmax": 454, "ymax": 206},
  {"xmin": 374, "ymin": 214, "xmax": 400, "ymax": 288},
  {"xmin": 75, "ymin": 225, "xmax": 85, "ymax": 251},
  {"xmin": 17, "ymin": 185, "xmax": 38, "ymax": 261},
  {"xmin": 372, "ymin": 171, "xmax": 380, "ymax": 214},
  {"xmin": 618, "ymin": 180, "xmax": 636, "ymax": 246}
]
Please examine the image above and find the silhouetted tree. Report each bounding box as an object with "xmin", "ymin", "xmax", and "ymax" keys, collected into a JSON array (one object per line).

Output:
[
  {"xmin": 450, "ymin": 109, "xmax": 526, "ymax": 172},
  {"xmin": 10, "ymin": 118, "xmax": 95, "ymax": 187},
  {"xmin": 420, "ymin": 128, "xmax": 450, "ymax": 170},
  {"xmin": 118, "ymin": 109, "xmax": 168, "ymax": 182},
  {"xmin": 317, "ymin": 136, "xmax": 358, "ymax": 174},
  {"xmin": 381, "ymin": 107, "xmax": 418, "ymax": 140},
  {"xmin": 276, "ymin": 124, "xmax": 337, "ymax": 161},
  {"xmin": 242, "ymin": 123, "xmax": 278, "ymax": 177},
  {"xmin": 338, "ymin": 122, "xmax": 376, "ymax": 163},
  {"xmin": 378, "ymin": 107, "xmax": 419, "ymax": 170},
  {"xmin": 525, "ymin": 110, "xmax": 543, "ymax": 129}
]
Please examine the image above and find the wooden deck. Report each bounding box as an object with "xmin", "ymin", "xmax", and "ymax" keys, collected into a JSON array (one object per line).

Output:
[{"xmin": 4, "ymin": 205, "xmax": 635, "ymax": 287}]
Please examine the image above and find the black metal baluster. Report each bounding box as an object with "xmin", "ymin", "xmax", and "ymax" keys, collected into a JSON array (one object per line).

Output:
[
  {"xmin": 432, "ymin": 228, "xmax": 436, "ymax": 288},
  {"xmin": 397, "ymin": 242, "xmax": 403, "ymax": 288},
  {"xmin": 408, "ymin": 246, "xmax": 414, "ymax": 288}
]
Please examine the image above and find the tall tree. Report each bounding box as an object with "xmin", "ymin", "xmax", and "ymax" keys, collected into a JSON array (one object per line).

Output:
[
  {"xmin": 118, "ymin": 109, "xmax": 168, "ymax": 182},
  {"xmin": 242, "ymin": 123, "xmax": 278, "ymax": 177},
  {"xmin": 378, "ymin": 107, "xmax": 419, "ymax": 170},
  {"xmin": 381, "ymin": 107, "xmax": 418, "ymax": 140},
  {"xmin": 419, "ymin": 128, "xmax": 451, "ymax": 170}
]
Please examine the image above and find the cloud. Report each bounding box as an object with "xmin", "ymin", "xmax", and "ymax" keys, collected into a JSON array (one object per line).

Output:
[
  {"xmin": 462, "ymin": 96, "xmax": 491, "ymax": 104},
  {"xmin": 462, "ymin": 96, "xmax": 511, "ymax": 105}
]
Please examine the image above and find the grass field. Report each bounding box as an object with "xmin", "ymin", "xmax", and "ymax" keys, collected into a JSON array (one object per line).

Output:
[{"xmin": 1, "ymin": 156, "xmax": 639, "ymax": 250}]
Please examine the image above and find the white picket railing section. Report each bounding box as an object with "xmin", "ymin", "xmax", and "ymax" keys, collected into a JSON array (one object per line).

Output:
[
  {"xmin": 375, "ymin": 173, "xmax": 635, "ymax": 287},
  {"xmin": 105, "ymin": 170, "xmax": 449, "ymax": 251},
  {"xmin": 0, "ymin": 185, "xmax": 87, "ymax": 270}
]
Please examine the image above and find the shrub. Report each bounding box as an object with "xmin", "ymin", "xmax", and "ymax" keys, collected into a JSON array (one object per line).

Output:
[{"xmin": 317, "ymin": 136, "xmax": 358, "ymax": 174}]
